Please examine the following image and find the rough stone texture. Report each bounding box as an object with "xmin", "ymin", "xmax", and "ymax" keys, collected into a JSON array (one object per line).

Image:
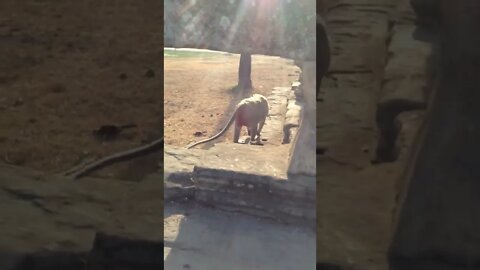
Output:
[
  {"xmin": 164, "ymin": 181, "xmax": 195, "ymax": 202},
  {"xmin": 283, "ymin": 91, "xmax": 303, "ymax": 143},
  {"xmin": 379, "ymin": 25, "xmax": 432, "ymax": 106},
  {"xmin": 164, "ymin": 146, "xmax": 200, "ymax": 185},
  {"xmin": 316, "ymin": 2, "xmax": 394, "ymax": 268},
  {"xmin": 180, "ymin": 140, "xmax": 288, "ymax": 176},
  {"xmin": 194, "ymin": 166, "xmax": 315, "ymax": 223},
  {"xmin": 315, "ymin": 0, "xmax": 440, "ymax": 268},
  {"xmin": 0, "ymin": 164, "xmax": 163, "ymax": 269},
  {"xmin": 288, "ymin": 61, "xmax": 316, "ymax": 177},
  {"xmin": 389, "ymin": 0, "xmax": 480, "ymax": 269},
  {"xmin": 164, "ymin": 203, "xmax": 315, "ymax": 270},
  {"xmin": 394, "ymin": 111, "xmax": 426, "ymax": 164},
  {"xmin": 389, "ymin": 110, "xmax": 425, "ymax": 226},
  {"xmin": 374, "ymin": 7, "xmax": 435, "ymax": 163},
  {"xmin": 262, "ymin": 86, "xmax": 292, "ymax": 147},
  {"xmin": 164, "ymin": 0, "xmax": 316, "ymax": 61}
]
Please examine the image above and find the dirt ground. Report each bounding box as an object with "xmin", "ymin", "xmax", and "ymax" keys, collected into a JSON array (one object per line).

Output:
[
  {"xmin": 164, "ymin": 49, "xmax": 300, "ymax": 147},
  {"xmin": 0, "ymin": 0, "xmax": 163, "ymax": 179}
]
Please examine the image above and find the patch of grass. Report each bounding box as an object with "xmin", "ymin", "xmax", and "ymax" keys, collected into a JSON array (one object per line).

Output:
[{"xmin": 163, "ymin": 49, "xmax": 225, "ymax": 59}]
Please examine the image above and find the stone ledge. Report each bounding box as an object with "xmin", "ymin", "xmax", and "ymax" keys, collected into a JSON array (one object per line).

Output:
[
  {"xmin": 287, "ymin": 120, "xmax": 316, "ymax": 176},
  {"xmin": 374, "ymin": 20, "xmax": 433, "ymax": 163},
  {"xmin": 0, "ymin": 164, "xmax": 163, "ymax": 270},
  {"xmin": 283, "ymin": 91, "xmax": 303, "ymax": 144},
  {"xmin": 164, "ymin": 181, "xmax": 195, "ymax": 202},
  {"xmin": 193, "ymin": 166, "xmax": 315, "ymax": 223},
  {"xmin": 379, "ymin": 24, "xmax": 434, "ymax": 106}
]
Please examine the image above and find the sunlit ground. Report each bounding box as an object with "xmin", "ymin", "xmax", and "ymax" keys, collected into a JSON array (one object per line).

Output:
[{"xmin": 163, "ymin": 47, "xmax": 300, "ymax": 147}]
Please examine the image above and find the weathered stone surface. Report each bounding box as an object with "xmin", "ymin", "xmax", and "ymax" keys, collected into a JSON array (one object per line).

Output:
[
  {"xmin": 0, "ymin": 164, "xmax": 163, "ymax": 269},
  {"xmin": 194, "ymin": 166, "xmax": 315, "ymax": 223},
  {"xmin": 283, "ymin": 95, "xmax": 303, "ymax": 143},
  {"xmin": 379, "ymin": 24, "xmax": 433, "ymax": 106},
  {"xmin": 164, "ymin": 139, "xmax": 315, "ymax": 223},
  {"xmin": 185, "ymin": 143, "xmax": 288, "ymax": 177},
  {"xmin": 374, "ymin": 21, "xmax": 433, "ymax": 163},
  {"xmin": 390, "ymin": 110, "xmax": 425, "ymax": 225},
  {"xmin": 164, "ymin": 181, "xmax": 195, "ymax": 202},
  {"xmin": 389, "ymin": 0, "xmax": 480, "ymax": 268},
  {"xmin": 288, "ymin": 61, "xmax": 316, "ymax": 176},
  {"xmin": 315, "ymin": 0, "xmax": 433, "ymax": 268},
  {"xmin": 327, "ymin": 3, "xmax": 390, "ymax": 78},
  {"xmin": 267, "ymin": 87, "xmax": 290, "ymax": 118},
  {"xmin": 164, "ymin": 204, "xmax": 315, "ymax": 270},
  {"xmin": 394, "ymin": 111, "xmax": 426, "ymax": 164},
  {"xmin": 164, "ymin": 146, "xmax": 200, "ymax": 185},
  {"xmin": 264, "ymin": 86, "xmax": 291, "ymax": 146}
]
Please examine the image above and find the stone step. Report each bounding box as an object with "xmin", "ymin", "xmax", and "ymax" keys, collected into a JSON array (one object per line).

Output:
[{"xmin": 193, "ymin": 166, "xmax": 315, "ymax": 225}]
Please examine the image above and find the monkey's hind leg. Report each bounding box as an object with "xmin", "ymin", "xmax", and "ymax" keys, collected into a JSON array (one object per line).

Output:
[
  {"xmin": 256, "ymin": 119, "xmax": 266, "ymax": 138},
  {"xmin": 233, "ymin": 123, "xmax": 241, "ymax": 143},
  {"xmin": 249, "ymin": 125, "xmax": 260, "ymax": 145}
]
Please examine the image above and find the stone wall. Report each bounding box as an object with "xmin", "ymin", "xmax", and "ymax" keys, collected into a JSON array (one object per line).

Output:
[
  {"xmin": 287, "ymin": 62, "xmax": 316, "ymax": 177},
  {"xmin": 389, "ymin": 0, "xmax": 480, "ymax": 269},
  {"xmin": 194, "ymin": 166, "xmax": 315, "ymax": 223}
]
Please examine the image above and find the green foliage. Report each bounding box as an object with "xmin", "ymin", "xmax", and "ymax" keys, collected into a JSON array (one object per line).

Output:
[
  {"xmin": 164, "ymin": 0, "xmax": 316, "ymax": 60},
  {"xmin": 163, "ymin": 49, "xmax": 225, "ymax": 58}
]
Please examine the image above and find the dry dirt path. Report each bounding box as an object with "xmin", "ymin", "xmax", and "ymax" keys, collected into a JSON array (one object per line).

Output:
[
  {"xmin": 164, "ymin": 50, "xmax": 300, "ymax": 147},
  {"xmin": 0, "ymin": 0, "xmax": 163, "ymax": 179}
]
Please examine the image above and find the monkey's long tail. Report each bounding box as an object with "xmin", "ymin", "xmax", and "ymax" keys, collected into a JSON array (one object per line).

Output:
[
  {"xmin": 185, "ymin": 110, "xmax": 237, "ymax": 149},
  {"xmin": 64, "ymin": 137, "xmax": 164, "ymax": 179}
]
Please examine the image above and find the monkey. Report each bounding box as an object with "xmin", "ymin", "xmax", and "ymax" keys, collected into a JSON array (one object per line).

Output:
[
  {"xmin": 62, "ymin": 137, "xmax": 164, "ymax": 179},
  {"xmin": 186, "ymin": 94, "xmax": 269, "ymax": 149}
]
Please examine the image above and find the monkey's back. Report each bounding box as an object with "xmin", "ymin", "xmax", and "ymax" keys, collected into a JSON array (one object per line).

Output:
[{"xmin": 235, "ymin": 94, "xmax": 269, "ymax": 126}]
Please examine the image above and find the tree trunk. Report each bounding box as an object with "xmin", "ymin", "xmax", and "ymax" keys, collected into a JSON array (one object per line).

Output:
[{"xmin": 238, "ymin": 53, "xmax": 252, "ymax": 90}]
